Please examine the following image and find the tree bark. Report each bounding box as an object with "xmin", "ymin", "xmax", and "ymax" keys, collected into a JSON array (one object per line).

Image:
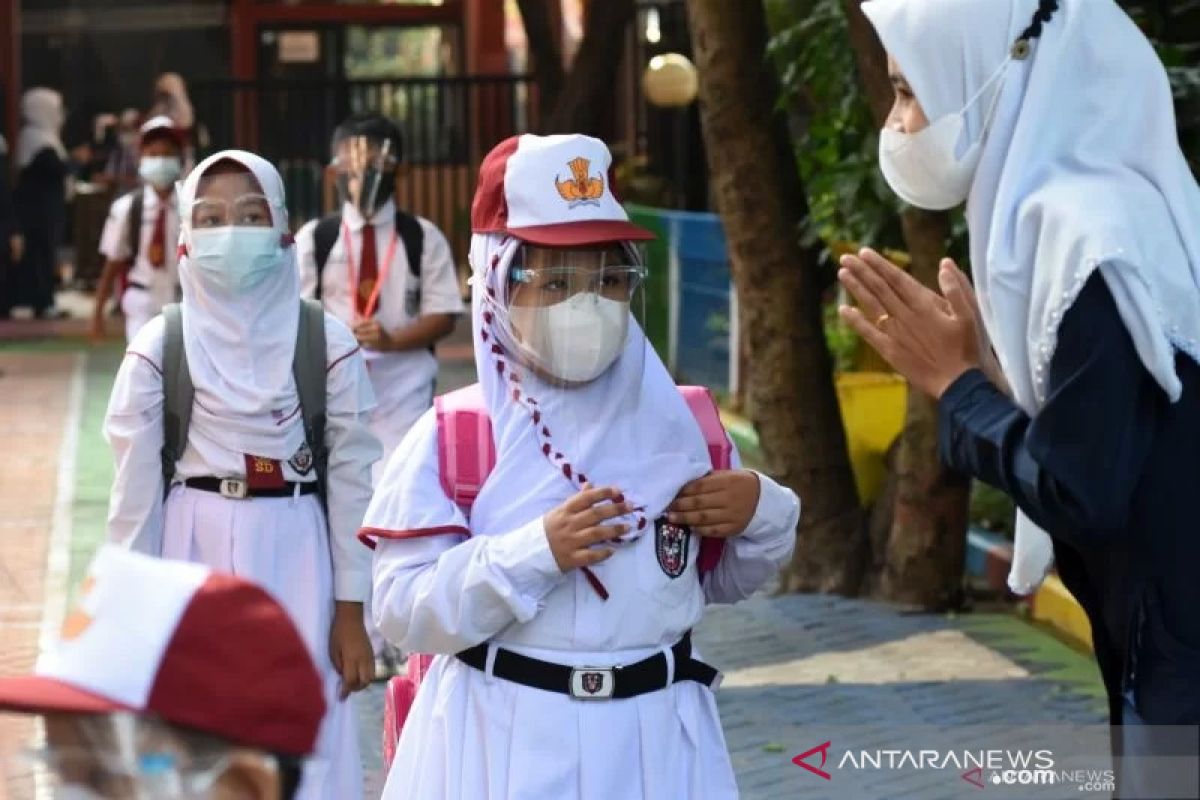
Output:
[
  {"xmin": 842, "ymin": 0, "xmax": 971, "ymax": 609},
  {"xmin": 542, "ymin": 0, "xmax": 637, "ymax": 136},
  {"xmin": 515, "ymin": 0, "xmax": 565, "ymax": 119},
  {"xmin": 687, "ymin": 0, "xmax": 865, "ymax": 594}
]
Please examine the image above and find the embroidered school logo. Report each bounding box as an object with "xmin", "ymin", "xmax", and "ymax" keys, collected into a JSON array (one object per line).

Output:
[
  {"xmin": 289, "ymin": 443, "xmax": 314, "ymax": 476},
  {"xmin": 655, "ymin": 517, "xmax": 690, "ymax": 578},
  {"xmin": 581, "ymin": 672, "xmax": 606, "ymax": 695},
  {"xmin": 555, "ymin": 157, "xmax": 605, "ymax": 208}
]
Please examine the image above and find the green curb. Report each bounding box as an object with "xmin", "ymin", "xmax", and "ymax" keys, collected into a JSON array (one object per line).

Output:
[{"xmin": 718, "ymin": 409, "xmax": 763, "ymax": 470}]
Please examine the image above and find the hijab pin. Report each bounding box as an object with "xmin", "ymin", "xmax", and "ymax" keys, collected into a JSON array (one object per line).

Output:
[{"xmin": 1011, "ymin": 38, "xmax": 1032, "ymax": 60}]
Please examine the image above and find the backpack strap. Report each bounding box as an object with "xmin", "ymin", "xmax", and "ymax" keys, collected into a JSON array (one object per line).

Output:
[
  {"xmin": 312, "ymin": 214, "xmax": 342, "ymax": 301},
  {"xmin": 435, "ymin": 383, "xmax": 494, "ymax": 516},
  {"xmin": 434, "ymin": 383, "xmax": 734, "ymax": 579},
  {"xmin": 294, "ymin": 299, "xmax": 329, "ymax": 511},
  {"xmin": 125, "ymin": 189, "xmax": 144, "ymax": 267},
  {"xmin": 678, "ymin": 386, "xmax": 734, "ymax": 579},
  {"xmin": 160, "ymin": 303, "xmax": 193, "ymax": 492}
]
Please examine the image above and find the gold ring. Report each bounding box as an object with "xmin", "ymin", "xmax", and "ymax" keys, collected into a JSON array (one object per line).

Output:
[{"xmin": 875, "ymin": 313, "xmax": 891, "ymax": 328}]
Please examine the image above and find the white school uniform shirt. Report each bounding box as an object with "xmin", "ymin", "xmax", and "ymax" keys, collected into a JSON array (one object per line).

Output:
[
  {"xmin": 103, "ymin": 313, "xmax": 379, "ymax": 602},
  {"xmin": 296, "ymin": 200, "xmax": 465, "ymax": 456},
  {"xmin": 99, "ymin": 186, "xmax": 181, "ymax": 321}
]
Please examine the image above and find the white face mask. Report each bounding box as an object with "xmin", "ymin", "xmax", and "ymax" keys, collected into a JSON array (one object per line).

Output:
[
  {"xmin": 878, "ymin": 59, "xmax": 1010, "ymax": 211},
  {"xmin": 188, "ymin": 227, "xmax": 283, "ymax": 293},
  {"xmin": 139, "ymin": 156, "xmax": 182, "ymax": 189},
  {"xmin": 510, "ymin": 292, "xmax": 629, "ymax": 383}
]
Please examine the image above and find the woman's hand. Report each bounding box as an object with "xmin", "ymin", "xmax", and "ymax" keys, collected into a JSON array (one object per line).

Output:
[
  {"xmin": 330, "ymin": 601, "xmax": 374, "ymax": 699},
  {"xmin": 667, "ymin": 470, "xmax": 761, "ymax": 538},
  {"xmin": 940, "ymin": 262, "xmax": 1012, "ymax": 396},
  {"xmin": 837, "ymin": 248, "xmax": 980, "ymax": 399}
]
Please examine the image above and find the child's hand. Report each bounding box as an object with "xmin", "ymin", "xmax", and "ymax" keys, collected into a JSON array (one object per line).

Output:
[
  {"xmin": 353, "ymin": 320, "xmax": 393, "ymax": 352},
  {"xmin": 544, "ymin": 484, "xmax": 631, "ymax": 572},
  {"xmin": 330, "ymin": 601, "xmax": 374, "ymax": 699},
  {"xmin": 668, "ymin": 470, "xmax": 761, "ymax": 538}
]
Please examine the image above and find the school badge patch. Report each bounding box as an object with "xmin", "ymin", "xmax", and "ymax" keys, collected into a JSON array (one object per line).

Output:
[
  {"xmin": 289, "ymin": 443, "xmax": 314, "ymax": 476},
  {"xmin": 655, "ymin": 516, "xmax": 690, "ymax": 579}
]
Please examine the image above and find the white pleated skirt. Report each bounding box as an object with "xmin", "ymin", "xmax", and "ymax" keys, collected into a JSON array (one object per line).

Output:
[
  {"xmin": 163, "ymin": 485, "xmax": 364, "ymax": 800},
  {"xmin": 381, "ymin": 645, "xmax": 740, "ymax": 800}
]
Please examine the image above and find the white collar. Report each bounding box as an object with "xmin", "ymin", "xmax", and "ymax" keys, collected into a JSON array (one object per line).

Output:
[
  {"xmin": 142, "ymin": 184, "xmax": 177, "ymax": 212},
  {"xmin": 342, "ymin": 197, "xmax": 396, "ymax": 232}
]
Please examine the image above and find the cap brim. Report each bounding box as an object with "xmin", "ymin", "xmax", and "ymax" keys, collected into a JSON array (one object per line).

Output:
[
  {"xmin": 507, "ymin": 220, "xmax": 656, "ymax": 247},
  {"xmin": 0, "ymin": 676, "xmax": 133, "ymax": 716}
]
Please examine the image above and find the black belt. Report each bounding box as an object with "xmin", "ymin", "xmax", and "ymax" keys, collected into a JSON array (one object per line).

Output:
[
  {"xmin": 183, "ymin": 476, "xmax": 318, "ymax": 499},
  {"xmin": 456, "ymin": 632, "xmax": 720, "ymax": 700}
]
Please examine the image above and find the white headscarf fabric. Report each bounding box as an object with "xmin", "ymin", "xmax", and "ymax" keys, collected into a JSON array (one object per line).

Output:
[
  {"xmin": 17, "ymin": 88, "xmax": 66, "ymax": 169},
  {"xmin": 176, "ymin": 150, "xmax": 305, "ymax": 461},
  {"xmin": 863, "ymin": 0, "xmax": 1200, "ymax": 593},
  {"xmin": 364, "ymin": 232, "xmax": 712, "ymax": 542}
]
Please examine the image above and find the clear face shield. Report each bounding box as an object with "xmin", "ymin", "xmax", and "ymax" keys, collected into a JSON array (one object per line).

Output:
[
  {"xmin": 332, "ymin": 135, "xmax": 398, "ymax": 219},
  {"xmin": 8, "ymin": 712, "xmax": 277, "ymax": 799},
  {"xmin": 487, "ymin": 241, "xmax": 649, "ymax": 462}
]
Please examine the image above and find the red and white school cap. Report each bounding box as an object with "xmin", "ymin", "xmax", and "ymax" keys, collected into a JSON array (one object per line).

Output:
[
  {"xmin": 139, "ymin": 115, "xmax": 186, "ymax": 147},
  {"xmin": 472, "ymin": 133, "xmax": 655, "ymax": 247},
  {"xmin": 0, "ymin": 545, "xmax": 325, "ymax": 757}
]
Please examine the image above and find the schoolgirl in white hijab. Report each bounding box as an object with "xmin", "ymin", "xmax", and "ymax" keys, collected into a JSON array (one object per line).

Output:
[
  {"xmin": 364, "ymin": 134, "xmax": 801, "ymax": 800},
  {"xmin": 837, "ymin": 0, "xmax": 1200, "ymax": 765},
  {"xmin": 103, "ymin": 150, "xmax": 382, "ymax": 800}
]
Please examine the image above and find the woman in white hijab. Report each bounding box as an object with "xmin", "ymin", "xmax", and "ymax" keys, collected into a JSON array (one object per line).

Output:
[
  {"xmin": 11, "ymin": 88, "xmax": 68, "ymax": 318},
  {"xmin": 103, "ymin": 150, "xmax": 382, "ymax": 799},
  {"xmin": 838, "ymin": 0, "xmax": 1200, "ymax": 788}
]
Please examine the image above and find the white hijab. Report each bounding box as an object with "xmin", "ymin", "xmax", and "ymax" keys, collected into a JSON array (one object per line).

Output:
[
  {"xmin": 864, "ymin": 0, "xmax": 1200, "ymax": 593},
  {"xmin": 17, "ymin": 88, "xmax": 66, "ymax": 169},
  {"xmin": 363, "ymin": 232, "xmax": 712, "ymax": 541},
  {"xmin": 176, "ymin": 150, "xmax": 306, "ymax": 461}
]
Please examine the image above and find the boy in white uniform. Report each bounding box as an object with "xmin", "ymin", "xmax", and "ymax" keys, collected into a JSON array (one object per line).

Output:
[
  {"xmin": 0, "ymin": 545, "xmax": 325, "ymax": 800},
  {"xmin": 103, "ymin": 150, "xmax": 380, "ymax": 800},
  {"xmin": 91, "ymin": 115, "xmax": 185, "ymax": 342},
  {"xmin": 362, "ymin": 134, "xmax": 802, "ymax": 800},
  {"xmin": 297, "ymin": 113, "xmax": 464, "ymax": 673},
  {"xmin": 297, "ymin": 113, "xmax": 463, "ymax": 461}
]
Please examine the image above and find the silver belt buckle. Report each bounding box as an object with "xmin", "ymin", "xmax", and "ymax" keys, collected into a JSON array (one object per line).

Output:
[
  {"xmin": 569, "ymin": 667, "xmax": 616, "ymax": 700},
  {"xmin": 219, "ymin": 478, "xmax": 249, "ymax": 500}
]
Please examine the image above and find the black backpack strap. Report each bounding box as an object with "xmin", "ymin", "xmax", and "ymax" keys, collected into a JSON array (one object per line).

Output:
[
  {"xmin": 312, "ymin": 214, "xmax": 342, "ymax": 302},
  {"xmin": 395, "ymin": 209, "xmax": 425, "ymax": 310},
  {"xmin": 294, "ymin": 299, "xmax": 329, "ymax": 513},
  {"xmin": 126, "ymin": 189, "xmax": 144, "ymax": 265},
  {"xmin": 160, "ymin": 303, "xmax": 194, "ymax": 493}
]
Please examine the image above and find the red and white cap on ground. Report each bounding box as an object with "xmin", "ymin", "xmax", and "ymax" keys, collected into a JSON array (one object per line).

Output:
[
  {"xmin": 471, "ymin": 133, "xmax": 655, "ymax": 247},
  {"xmin": 0, "ymin": 545, "xmax": 325, "ymax": 757}
]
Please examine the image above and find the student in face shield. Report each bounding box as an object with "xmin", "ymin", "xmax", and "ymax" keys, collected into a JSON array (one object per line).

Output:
[
  {"xmin": 838, "ymin": 0, "xmax": 1200, "ymax": 787},
  {"xmin": 0, "ymin": 546, "xmax": 323, "ymax": 799},
  {"xmin": 101, "ymin": 150, "xmax": 382, "ymax": 800},
  {"xmin": 361, "ymin": 134, "xmax": 801, "ymax": 800}
]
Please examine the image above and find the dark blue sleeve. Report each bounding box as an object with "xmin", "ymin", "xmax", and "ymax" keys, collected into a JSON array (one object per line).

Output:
[{"xmin": 937, "ymin": 273, "xmax": 1159, "ymax": 546}]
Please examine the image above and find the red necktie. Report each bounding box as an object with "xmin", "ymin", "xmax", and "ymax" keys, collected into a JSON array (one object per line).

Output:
[
  {"xmin": 148, "ymin": 206, "xmax": 167, "ymax": 269},
  {"xmin": 357, "ymin": 223, "xmax": 378, "ymax": 317}
]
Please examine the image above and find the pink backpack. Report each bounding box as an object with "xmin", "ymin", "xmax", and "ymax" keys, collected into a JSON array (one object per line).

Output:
[{"xmin": 381, "ymin": 382, "xmax": 734, "ymax": 766}]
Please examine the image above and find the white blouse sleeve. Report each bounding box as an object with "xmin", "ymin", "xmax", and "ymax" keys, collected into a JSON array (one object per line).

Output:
[
  {"xmin": 103, "ymin": 318, "xmax": 167, "ymax": 555},
  {"xmin": 702, "ymin": 449, "xmax": 801, "ymax": 605}
]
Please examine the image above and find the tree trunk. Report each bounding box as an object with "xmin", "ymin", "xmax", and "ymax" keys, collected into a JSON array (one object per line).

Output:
[
  {"xmin": 687, "ymin": 0, "xmax": 865, "ymax": 595},
  {"xmin": 515, "ymin": 0, "xmax": 565, "ymax": 119},
  {"xmin": 842, "ymin": 0, "xmax": 972, "ymax": 609},
  {"xmin": 542, "ymin": 0, "xmax": 636, "ymax": 136}
]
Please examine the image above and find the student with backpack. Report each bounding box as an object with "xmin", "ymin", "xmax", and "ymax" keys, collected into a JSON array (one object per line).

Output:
[
  {"xmin": 361, "ymin": 134, "xmax": 802, "ymax": 800},
  {"xmin": 297, "ymin": 112, "xmax": 463, "ymax": 674},
  {"xmin": 102, "ymin": 149, "xmax": 381, "ymax": 800},
  {"xmin": 91, "ymin": 115, "xmax": 186, "ymax": 342},
  {"xmin": 297, "ymin": 113, "xmax": 463, "ymax": 461}
]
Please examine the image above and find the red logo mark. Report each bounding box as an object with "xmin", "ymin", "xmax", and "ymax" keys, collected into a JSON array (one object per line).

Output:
[
  {"xmin": 962, "ymin": 767, "xmax": 985, "ymax": 788},
  {"xmin": 792, "ymin": 741, "xmax": 833, "ymax": 780}
]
